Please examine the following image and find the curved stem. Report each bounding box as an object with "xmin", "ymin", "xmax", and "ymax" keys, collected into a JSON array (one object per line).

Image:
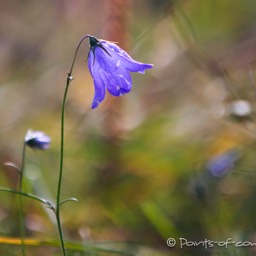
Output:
[
  {"xmin": 55, "ymin": 34, "xmax": 90, "ymax": 256},
  {"xmin": 68, "ymin": 35, "xmax": 90, "ymax": 76},
  {"xmin": 19, "ymin": 142, "xmax": 27, "ymax": 256},
  {"xmin": 59, "ymin": 197, "xmax": 78, "ymax": 207},
  {"xmin": 0, "ymin": 188, "xmax": 55, "ymax": 208}
]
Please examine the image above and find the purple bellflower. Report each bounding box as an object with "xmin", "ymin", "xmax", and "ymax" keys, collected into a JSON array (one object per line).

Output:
[
  {"xmin": 25, "ymin": 129, "xmax": 51, "ymax": 150},
  {"xmin": 87, "ymin": 36, "xmax": 153, "ymax": 109}
]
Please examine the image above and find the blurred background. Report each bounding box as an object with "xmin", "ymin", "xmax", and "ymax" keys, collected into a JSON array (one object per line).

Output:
[{"xmin": 1, "ymin": 0, "xmax": 256, "ymax": 255}]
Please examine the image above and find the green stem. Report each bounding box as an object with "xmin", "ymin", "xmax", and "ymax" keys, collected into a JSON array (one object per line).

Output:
[
  {"xmin": 19, "ymin": 142, "xmax": 27, "ymax": 256},
  {"xmin": 0, "ymin": 188, "xmax": 54, "ymax": 208},
  {"xmin": 55, "ymin": 34, "xmax": 91, "ymax": 256},
  {"xmin": 55, "ymin": 80, "xmax": 69, "ymax": 256}
]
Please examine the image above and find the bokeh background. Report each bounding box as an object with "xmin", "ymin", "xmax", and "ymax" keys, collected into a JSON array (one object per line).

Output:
[{"xmin": 1, "ymin": 0, "xmax": 256, "ymax": 255}]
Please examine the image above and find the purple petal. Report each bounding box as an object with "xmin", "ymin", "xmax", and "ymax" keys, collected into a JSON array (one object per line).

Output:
[
  {"xmin": 25, "ymin": 129, "xmax": 51, "ymax": 150},
  {"xmin": 102, "ymin": 68, "xmax": 132, "ymax": 96},
  {"xmin": 88, "ymin": 51, "xmax": 106, "ymax": 108},
  {"xmin": 91, "ymin": 78, "xmax": 106, "ymax": 109},
  {"xmin": 89, "ymin": 47, "xmax": 132, "ymax": 99},
  {"xmin": 103, "ymin": 41, "xmax": 133, "ymax": 60},
  {"xmin": 103, "ymin": 42, "xmax": 153, "ymax": 73},
  {"xmin": 97, "ymin": 42, "xmax": 153, "ymax": 74},
  {"xmin": 87, "ymin": 36, "xmax": 153, "ymax": 109}
]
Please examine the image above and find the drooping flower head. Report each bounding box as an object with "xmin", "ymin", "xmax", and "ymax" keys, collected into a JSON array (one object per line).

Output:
[
  {"xmin": 87, "ymin": 36, "xmax": 153, "ymax": 109},
  {"xmin": 25, "ymin": 129, "xmax": 51, "ymax": 150}
]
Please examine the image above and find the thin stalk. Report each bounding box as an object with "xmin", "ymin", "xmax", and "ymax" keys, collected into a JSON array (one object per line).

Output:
[
  {"xmin": 0, "ymin": 188, "xmax": 54, "ymax": 208},
  {"xmin": 19, "ymin": 142, "xmax": 27, "ymax": 256},
  {"xmin": 69, "ymin": 35, "xmax": 91, "ymax": 75},
  {"xmin": 55, "ymin": 80, "xmax": 69, "ymax": 256},
  {"xmin": 55, "ymin": 34, "xmax": 90, "ymax": 256}
]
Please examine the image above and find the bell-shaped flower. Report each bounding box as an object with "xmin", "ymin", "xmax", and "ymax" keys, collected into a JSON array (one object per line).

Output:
[
  {"xmin": 87, "ymin": 36, "xmax": 153, "ymax": 109},
  {"xmin": 25, "ymin": 129, "xmax": 51, "ymax": 150}
]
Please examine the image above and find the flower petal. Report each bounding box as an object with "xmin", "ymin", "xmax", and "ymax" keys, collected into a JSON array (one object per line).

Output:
[
  {"xmin": 91, "ymin": 77, "xmax": 106, "ymax": 109},
  {"xmin": 101, "ymin": 41, "xmax": 153, "ymax": 73},
  {"xmin": 103, "ymin": 41, "xmax": 132, "ymax": 60},
  {"xmin": 93, "ymin": 42, "xmax": 152, "ymax": 74},
  {"xmin": 91, "ymin": 46, "xmax": 133, "ymax": 96},
  {"xmin": 25, "ymin": 129, "xmax": 51, "ymax": 150},
  {"xmin": 88, "ymin": 51, "xmax": 106, "ymax": 109},
  {"xmin": 87, "ymin": 36, "xmax": 153, "ymax": 108},
  {"xmin": 102, "ymin": 68, "xmax": 132, "ymax": 96}
]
